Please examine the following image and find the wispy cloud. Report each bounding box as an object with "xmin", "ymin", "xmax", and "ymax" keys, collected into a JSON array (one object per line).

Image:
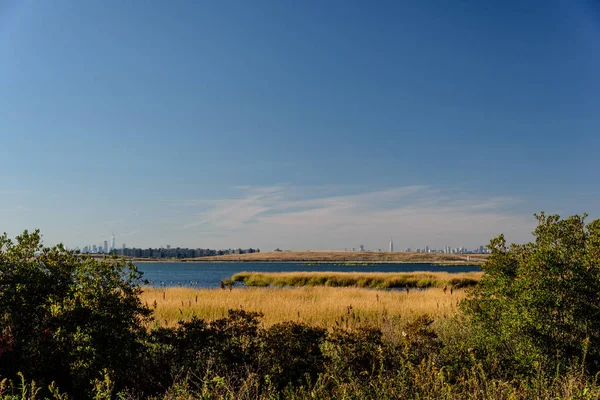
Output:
[
  {"xmin": 120, "ymin": 230, "xmax": 141, "ymax": 238},
  {"xmin": 0, "ymin": 205, "xmax": 29, "ymax": 213},
  {"xmin": 0, "ymin": 190, "xmax": 31, "ymax": 196},
  {"xmin": 169, "ymin": 185, "xmax": 534, "ymax": 250},
  {"xmin": 103, "ymin": 219, "xmax": 125, "ymax": 225}
]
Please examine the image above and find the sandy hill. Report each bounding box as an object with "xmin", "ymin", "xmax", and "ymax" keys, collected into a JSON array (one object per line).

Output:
[{"xmin": 184, "ymin": 251, "xmax": 488, "ymax": 264}]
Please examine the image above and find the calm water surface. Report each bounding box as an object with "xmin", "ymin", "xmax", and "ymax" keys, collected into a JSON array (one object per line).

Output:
[{"xmin": 136, "ymin": 262, "xmax": 481, "ymax": 288}]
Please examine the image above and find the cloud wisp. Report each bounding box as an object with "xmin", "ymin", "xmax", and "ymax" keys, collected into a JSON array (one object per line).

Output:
[{"xmin": 169, "ymin": 185, "xmax": 534, "ymax": 250}]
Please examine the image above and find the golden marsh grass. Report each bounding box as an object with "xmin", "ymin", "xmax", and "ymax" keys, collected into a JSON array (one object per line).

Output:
[
  {"xmin": 140, "ymin": 285, "xmax": 468, "ymax": 329},
  {"xmin": 231, "ymin": 270, "xmax": 482, "ymax": 289}
]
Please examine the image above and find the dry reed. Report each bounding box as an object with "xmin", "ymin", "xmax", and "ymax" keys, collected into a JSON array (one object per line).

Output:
[{"xmin": 140, "ymin": 286, "xmax": 467, "ymax": 329}]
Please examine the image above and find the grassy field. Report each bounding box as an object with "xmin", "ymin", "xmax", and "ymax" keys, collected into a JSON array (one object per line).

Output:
[
  {"xmin": 140, "ymin": 285, "xmax": 466, "ymax": 329},
  {"xmin": 231, "ymin": 271, "xmax": 482, "ymax": 289},
  {"xmin": 184, "ymin": 250, "xmax": 488, "ymax": 264}
]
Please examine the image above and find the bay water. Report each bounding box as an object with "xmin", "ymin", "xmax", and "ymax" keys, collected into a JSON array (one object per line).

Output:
[{"xmin": 136, "ymin": 262, "xmax": 481, "ymax": 288}]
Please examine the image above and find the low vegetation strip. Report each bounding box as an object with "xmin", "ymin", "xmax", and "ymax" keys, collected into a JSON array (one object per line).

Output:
[{"xmin": 231, "ymin": 271, "xmax": 482, "ymax": 289}]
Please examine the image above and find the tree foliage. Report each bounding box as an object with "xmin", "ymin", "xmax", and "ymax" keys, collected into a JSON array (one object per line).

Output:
[
  {"xmin": 0, "ymin": 230, "xmax": 151, "ymax": 397},
  {"xmin": 462, "ymin": 213, "xmax": 600, "ymax": 374}
]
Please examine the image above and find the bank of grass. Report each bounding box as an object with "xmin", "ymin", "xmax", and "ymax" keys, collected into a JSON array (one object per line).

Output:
[
  {"xmin": 231, "ymin": 271, "xmax": 482, "ymax": 289},
  {"xmin": 140, "ymin": 285, "xmax": 466, "ymax": 328}
]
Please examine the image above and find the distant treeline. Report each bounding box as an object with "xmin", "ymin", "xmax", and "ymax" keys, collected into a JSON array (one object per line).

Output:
[{"xmin": 110, "ymin": 246, "xmax": 260, "ymax": 259}]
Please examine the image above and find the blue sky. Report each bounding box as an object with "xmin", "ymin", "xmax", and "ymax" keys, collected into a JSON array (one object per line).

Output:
[{"xmin": 1, "ymin": 0, "xmax": 599, "ymax": 250}]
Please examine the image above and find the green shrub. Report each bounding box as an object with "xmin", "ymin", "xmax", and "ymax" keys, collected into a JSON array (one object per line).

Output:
[
  {"xmin": 0, "ymin": 230, "xmax": 151, "ymax": 398},
  {"xmin": 462, "ymin": 213, "xmax": 600, "ymax": 376},
  {"xmin": 323, "ymin": 326, "xmax": 384, "ymax": 381},
  {"xmin": 257, "ymin": 321, "xmax": 326, "ymax": 390},
  {"xmin": 400, "ymin": 315, "xmax": 442, "ymax": 365},
  {"xmin": 143, "ymin": 309, "xmax": 265, "ymax": 395},
  {"xmin": 208, "ymin": 309, "xmax": 264, "ymax": 378}
]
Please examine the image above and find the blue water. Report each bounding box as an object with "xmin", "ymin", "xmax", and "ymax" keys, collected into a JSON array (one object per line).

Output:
[{"xmin": 135, "ymin": 262, "xmax": 481, "ymax": 288}]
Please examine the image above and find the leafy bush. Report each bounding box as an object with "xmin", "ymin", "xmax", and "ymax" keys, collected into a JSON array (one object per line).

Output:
[
  {"xmin": 462, "ymin": 213, "xmax": 600, "ymax": 375},
  {"xmin": 0, "ymin": 230, "xmax": 151, "ymax": 397},
  {"xmin": 323, "ymin": 326, "xmax": 384, "ymax": 381},
  {"xmin": 143, "ymin": 309, "xmax": 265, "ymax": 395},
  {"xmin": 207, "ymin": 309, "xmax": 263, "ymax": 379},
  {"xmin": 399, "ymin": 315, "xmax": 442, "ymax": 365},
  {"xmin": 257, "ymin": 321, "xmax": 326, "ymax": 389}
]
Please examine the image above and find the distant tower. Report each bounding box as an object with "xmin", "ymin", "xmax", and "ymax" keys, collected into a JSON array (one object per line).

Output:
[
  {"xmin": 110, "ymin": 234, "xmax": 115, "ymax": 251},
  {"xmin": 389, "ymin": 238, "xmax": 394, "ymax": 252},
  {"xmin": 103, "ymin": 240, "xmax": 108, "ymax": 253}
]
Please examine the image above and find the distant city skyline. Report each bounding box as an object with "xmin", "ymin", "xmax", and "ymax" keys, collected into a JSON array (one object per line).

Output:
[
  {"xmin": 76, "ymin": 230, "xmax": 488, "ymax": 256},
  {"xmin": 1, "ymin": 1, "xmax": 598, "ymax": 249},
  {"xmin": 79, "ymin": 243, "xmax": 260, "ymax": 259}
]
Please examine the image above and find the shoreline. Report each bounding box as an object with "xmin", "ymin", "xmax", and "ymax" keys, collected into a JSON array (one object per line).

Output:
[
  {"xmin": 90, "ymin": 251, "xmax": 488, "ymax": 266},
  {"xmin": 132, "ymin": 259, "xmax": 483, "ymax": 266}
]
